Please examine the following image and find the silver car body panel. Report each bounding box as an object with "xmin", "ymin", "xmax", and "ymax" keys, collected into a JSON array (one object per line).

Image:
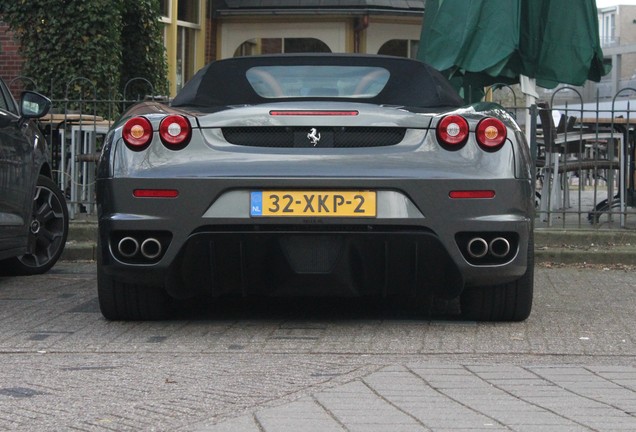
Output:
[{"xmin": 96, "ymin": 55, "xmax": 533, "ymax": 306}]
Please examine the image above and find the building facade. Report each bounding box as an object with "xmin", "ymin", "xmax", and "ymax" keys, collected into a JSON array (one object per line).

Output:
[
  {"xmin": 163, "ymin": 0, "xmax": 425, "ymax": 96},
  {"xmin": 1, "ymin": 1, "xmax": 424, "ymax": 97},
  {"xmin": 597, "ymin": 4, "xmax": 636, "ymax": 97},
  {"xmin": 6, "ymin": 1, "xmax": 636, "ymax": 104},
  {"xmin": 160, "ymin": 0, "xmax": 209, "ymax": 96}
]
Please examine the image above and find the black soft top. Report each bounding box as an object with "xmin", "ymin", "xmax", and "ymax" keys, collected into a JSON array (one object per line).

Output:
[{"xmin": 171, "ymin": 54, "xmax": 464, "ymax": 110}]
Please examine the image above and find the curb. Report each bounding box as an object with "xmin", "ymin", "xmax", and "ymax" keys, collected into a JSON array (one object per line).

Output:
[
  {"xmin": 61, "ymin": 223, "xmax": 636, "ymax": 265},
  {"xmin": 534, "ymin": 229, "xmax": 636, "ymax": 265},
  {"xmin": 535, "ymin": 247, "xmax": 636, "ymax": 265},
  {"xmin": 61, "ymin": 241, "xmax": 97, "ymax": 262}
]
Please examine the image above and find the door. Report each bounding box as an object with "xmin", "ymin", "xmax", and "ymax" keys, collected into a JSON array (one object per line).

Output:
[{"xmin": 0, "ymin": 81, "xmax": 33, "ymax": 255}]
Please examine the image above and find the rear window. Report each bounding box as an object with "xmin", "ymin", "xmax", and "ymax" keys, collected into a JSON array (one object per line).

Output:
[{"xmin": 246, "ymin": 66, "xmax": 390, "ymax": 99}]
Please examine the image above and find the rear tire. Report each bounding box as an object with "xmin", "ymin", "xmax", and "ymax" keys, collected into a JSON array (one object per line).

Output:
[
  {"xmin": 97, "ymin": 247, "xmax": 172, "ymax": 320},
  {"xmin": 460, "ymin": 235, "xmax": 534, "ymax": 322}
]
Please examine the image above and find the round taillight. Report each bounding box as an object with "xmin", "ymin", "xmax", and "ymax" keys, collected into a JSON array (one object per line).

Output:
[
  {"xmin": 159, "ymin": 115, "xmax": 191, "ymax": 149},
  {"xmin": 436, "ymin": 115, "xmax": 469, "ymax": 149},
  {"xmin": 122, "ymin": 116, "xmax": 153, "ymax": 150},
  {"xmin": 476, "ymin": 117, "xmax": 507, "ymax": 151}
]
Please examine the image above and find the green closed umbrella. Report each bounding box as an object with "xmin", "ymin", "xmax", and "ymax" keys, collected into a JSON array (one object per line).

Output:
[{"xmin": 418, "ymin": 0, "xmax": 610, "ymax": 102}]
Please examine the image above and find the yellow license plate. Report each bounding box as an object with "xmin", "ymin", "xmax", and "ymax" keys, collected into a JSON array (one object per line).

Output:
[{"xmin": 250, "ymin": 191, "xmax": 376, "ymax": 217}]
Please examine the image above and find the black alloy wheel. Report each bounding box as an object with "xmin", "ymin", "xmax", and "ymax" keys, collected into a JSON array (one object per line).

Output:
[{"xmin": 11, "ymin": 175, "xmax": 69, "ymax": 275}]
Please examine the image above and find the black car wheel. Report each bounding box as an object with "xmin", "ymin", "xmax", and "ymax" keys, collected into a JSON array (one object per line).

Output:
[
  {"xmin": 97, "ymin": 245, "xmax": 172, "ymax": 320},
  {"xmin": 460, "ymin": 234, "xmax": 534, "ymax": 322},
  {"xmin": 3, "ymin": 175, "xmax": 69, "ymax": 275}
]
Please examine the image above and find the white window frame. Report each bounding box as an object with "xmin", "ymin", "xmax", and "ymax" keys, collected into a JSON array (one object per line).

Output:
[
  {"xmin": 159, "ymin": 0, "xmax": 172, "ymax": 24},
  {"xmin": 176, "ymin": 0, "xmax": 201, "ymax": 29}
]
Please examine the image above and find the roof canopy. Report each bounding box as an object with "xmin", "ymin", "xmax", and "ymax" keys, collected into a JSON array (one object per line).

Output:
[{"xmin": 214, "ymin": 0, "xmax": 425, "ymax": 16}]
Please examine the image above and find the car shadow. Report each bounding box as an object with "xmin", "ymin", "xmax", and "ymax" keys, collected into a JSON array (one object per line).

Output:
[{"xmin": 172, "ymin": 295, "xmax": 463, "ymax": 322}]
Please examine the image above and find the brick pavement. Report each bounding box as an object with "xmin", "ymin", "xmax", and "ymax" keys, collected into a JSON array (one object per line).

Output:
[
  {"xmin": 0, "ymin": 263, "xmax": 635, "ymax": 431},
  {"xmin": 199, "ymin": 364, "xmax": 636, "ymax": 432}
]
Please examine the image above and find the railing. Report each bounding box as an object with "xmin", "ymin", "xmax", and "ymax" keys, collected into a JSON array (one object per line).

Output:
[
  {"xmin": 7, "ymin": 76, "xmax": 164, "ymax": 219},
  {"xmin": 8, "ymin": 76, "xmax": 636, "ymax": 229},
  {"xmin": 491, "ymin": 84, "xmax": 636, "ymax": 230}
]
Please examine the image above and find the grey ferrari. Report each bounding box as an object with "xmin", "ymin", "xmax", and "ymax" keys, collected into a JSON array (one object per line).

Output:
[{"xmin": 96, "ymin": 54, "xmax": 534, "ymax": 321}]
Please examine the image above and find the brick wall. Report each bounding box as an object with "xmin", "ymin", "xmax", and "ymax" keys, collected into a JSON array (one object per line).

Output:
[
  {"xmin": 205, "ymin": 14, "xmax": 217, "ymax": 62},
  {"xmin": 0, "ymin": 21, "xmax": 25, "ymax": 95}
]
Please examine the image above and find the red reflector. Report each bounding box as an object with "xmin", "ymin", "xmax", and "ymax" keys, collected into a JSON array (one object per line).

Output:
[
  {"xmin": 269, "ymin": 110, "xmax": 359, "ymax": 116},
  {"xmin": 133, "ymin": 189, "xmax": 179, "ymax": 198},
  {"xmin": 449, "ymin": 190, "xmax": 495, "ymax": 199}
]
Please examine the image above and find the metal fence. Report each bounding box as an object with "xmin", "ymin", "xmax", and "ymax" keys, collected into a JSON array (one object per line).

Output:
[
  {"xmin": 8, "ymin": 76, "xmax": 163, "ymax": 219},
  {"xmin": 492, "ymin": 84, "xmax": 636, "ymax": 230},
  {"xmin": 8, "ymin": 76, "xmax": 636, "ymax": 229}
]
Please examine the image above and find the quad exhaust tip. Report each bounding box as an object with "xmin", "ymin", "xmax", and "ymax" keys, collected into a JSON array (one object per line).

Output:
[
  {"xmin": 466, "ymin": 236, "xmax": 511, "ymax": 260},
  {"xmin": 140, "ymin": 238, "xmax": 162, "ymax": 260},
  {"xmin": 117, "ymin": 237, "xmax": 139, "ymax": 258},
  {"xmin": 116, "ymin": 236, "xmax": 163, "ymax": 261},
  {"xmin": 489, "ymin": 237, "xmax": 511, "ymax": 258},
  {"xmin": 467, "ymin": 237, "xmax": 489, "ymax": 259}
]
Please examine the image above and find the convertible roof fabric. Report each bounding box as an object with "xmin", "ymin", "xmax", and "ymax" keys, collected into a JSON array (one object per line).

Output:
[{"xmin": 171, "ymin": 54, "xmax": 464, "ymax": 109}]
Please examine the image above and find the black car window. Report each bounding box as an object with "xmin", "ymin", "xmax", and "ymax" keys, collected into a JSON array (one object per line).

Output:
[{"xmin": 0, "ymin": 81, "xmax": 17, "ymax": 115}]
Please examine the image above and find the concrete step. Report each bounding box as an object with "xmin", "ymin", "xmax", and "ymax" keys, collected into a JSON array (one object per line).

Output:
[
  {"xmin": 61, "ymin": 240, "xmax": 96, "ymax": 262},
  {"xmin": 534, "ymin": 229, "xmax": 636, "ymax": 266},
  {"xmin": 61, "ymin": 221, "xmax": 636, "ymax": 265}
]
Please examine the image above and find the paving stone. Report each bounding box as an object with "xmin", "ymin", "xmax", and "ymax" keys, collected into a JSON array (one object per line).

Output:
[{"xmin": 1, "ymin": 263, "xmax": 636, "ymax": 430}]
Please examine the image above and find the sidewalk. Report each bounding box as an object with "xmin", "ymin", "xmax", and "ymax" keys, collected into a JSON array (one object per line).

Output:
[{"xmin": 4, "ymin": 262, "xmax": 635, "ymax": 430}]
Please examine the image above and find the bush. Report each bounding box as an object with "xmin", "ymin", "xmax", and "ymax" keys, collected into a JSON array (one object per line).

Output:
[
  {"xmin": 121, "ymin": 1, "xmax": 169, "ymax": 100},
  {"xmin": 1, "ymin": 0, "xmax": 168, "ymax": 118}
]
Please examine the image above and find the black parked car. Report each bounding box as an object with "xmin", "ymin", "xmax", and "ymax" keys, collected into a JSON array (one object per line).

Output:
[{"xmin": 0, "ymin": 79, "xmax": 68, "ymax": 275}]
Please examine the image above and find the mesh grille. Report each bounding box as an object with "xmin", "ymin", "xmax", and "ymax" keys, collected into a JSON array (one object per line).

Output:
[{"xmin": 221, "ymin": 127, "xmax": 406, "ymax": 148}]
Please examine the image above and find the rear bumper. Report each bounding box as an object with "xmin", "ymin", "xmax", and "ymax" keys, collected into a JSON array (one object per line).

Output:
[{"xmin": 97, "ymin": 176, "xmax": 533, "ymax": 299}]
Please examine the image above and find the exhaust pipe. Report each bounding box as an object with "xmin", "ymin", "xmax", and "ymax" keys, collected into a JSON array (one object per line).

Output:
[
  {"xmin": 489, "ymin": 237, "xmax": 511, "ymax": 258},
  {"xmin": 140, "ymin": 238, "xmax": 162, "ymax": 260},
  {"xmin": 118, "ymin": 237, "xmax": 139, "ymax": 258},
  {"xmin": 467, "ymin": 237, "xmax": 488, "ymax": 259}
]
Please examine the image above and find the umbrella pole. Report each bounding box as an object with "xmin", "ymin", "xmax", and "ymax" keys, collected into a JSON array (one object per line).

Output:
[
  {"xmin": 521, "ymin": 75, "xmax": 539, "ymax": 144},
  {"xmin": 525, "ymin": 93, "xmax": 536, "ymax": 143}
]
